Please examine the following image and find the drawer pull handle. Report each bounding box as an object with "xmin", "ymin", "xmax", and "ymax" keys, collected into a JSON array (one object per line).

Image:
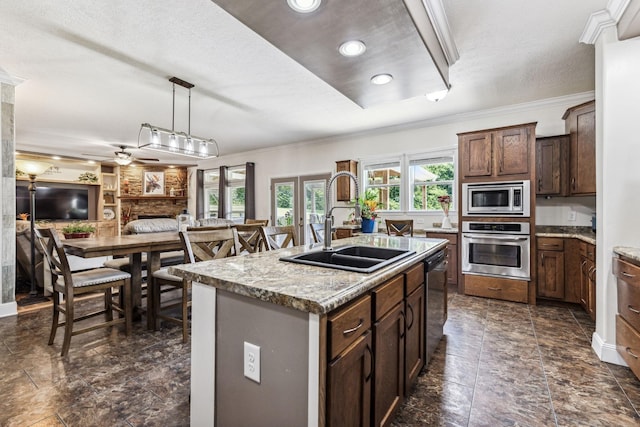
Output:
[
  {"xmin": 628, "ymin": 305, "xmax": 640, "ymax": 315},
  {"xmin": 488, "ymin": 287, "xmax": 502, "ymax": 291},
  {"xmin": 626, "ymin": 347, "xmax": 639, "ymax": 359},
  {"xmin": 622, "ymin": 272, "xmax": 636, "ymax": 278},
  {"xmin": 342, "ymin": 319, "xmax": 364, "ymax": 335}
]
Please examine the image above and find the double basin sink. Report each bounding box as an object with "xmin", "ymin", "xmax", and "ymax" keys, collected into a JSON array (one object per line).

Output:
[{"xmin": 280, "ymin": 245, "xmax": 416, "ymax": 273}]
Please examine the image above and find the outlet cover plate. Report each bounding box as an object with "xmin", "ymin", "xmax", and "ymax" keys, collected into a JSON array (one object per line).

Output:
[{"xmin": 244, "ymin": 341, "xmax": 261, "ymax": 383}]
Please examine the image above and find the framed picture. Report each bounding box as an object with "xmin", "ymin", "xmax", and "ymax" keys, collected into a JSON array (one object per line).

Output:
[{"xmin": 143, "ymin": 171, "xmax": 165, "ymax": 195}]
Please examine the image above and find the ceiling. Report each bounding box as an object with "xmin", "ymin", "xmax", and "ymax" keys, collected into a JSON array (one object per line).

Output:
[{"xmin": 0, "ymin": 0, "xmax": 606, "ymax": 165}]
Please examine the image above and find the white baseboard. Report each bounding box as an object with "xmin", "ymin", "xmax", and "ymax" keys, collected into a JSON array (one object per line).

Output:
[
  {"xmin": 592, "ymin": 331, "xmax": 627, "ymax": 366},
  {"xmin": 0, "ymin": 301, "xmax": 17, "ymax": 318}
]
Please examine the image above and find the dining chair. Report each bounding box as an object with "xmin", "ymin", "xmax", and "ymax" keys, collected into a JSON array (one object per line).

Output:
[
  {"xmin": 309, "ymin": 223, "xmax": 325, "ymax": 244},
  {"xmin": 34, "ymin": 228, "xmax": 132, "ymax": 356},
  {"xmin": 245, "ymin": 219, "xmax": 269, "ymax": 226},
  {"xmin": 385, "ymin": 219, "xmax": 414, "ymax": 236},
  {"xmin": 259, "ymin": 225, "xmax": 298, "ymax": 250},
  {"xmin": 150, "ymin": 227, "xmax": 241, "ymax": 342},
  {"xmin": 234, "ymin": 223, "xmax": 267, "ymax": 254}
]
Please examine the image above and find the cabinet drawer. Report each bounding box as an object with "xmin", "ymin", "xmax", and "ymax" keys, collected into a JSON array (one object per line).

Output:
[
  {"xmin": 426, "ymin": 233, "xmax": 457, "ymax": 245},
  {"xmin": 328, "ymin": 295, "xmax": 371, "ymax": 360},
  {"xmin": 464, "ymin": 275, "xmax": 528, "ymax": 303},
  {"xmin": 405, "ymin": 262, "xmax": 424, "ymax": 295},
  {"xmin": 614, "ymin": 258, "xmax": 640, "ymax": 330},
  {"xmin": 537, "ymin": 237, "xmax": 564, "ymax": 251},
  {"xmin": 616, "ymin": 315, "xmax": 640, "ymax": 380},
  {"xmin": 372, "ymin": 275, "xmax": 404, "ymax": 320},
  {"xmin": 579, "ymin": 241, "xmax": 595, "ymax": 261}
]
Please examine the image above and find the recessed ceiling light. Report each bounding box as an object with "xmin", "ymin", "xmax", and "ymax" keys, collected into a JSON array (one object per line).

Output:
[
  {"xmin": 87, "ymin": 160, "xmax": 96, "ymax": 165},
  {"xmin": 339, "ymin": 40, "xmax": 366, "ymax": 57},
  {"xmin": 287, "ymin": 0, "xmax": 321, "ymax": 13},
  {"xmin": 426, "ymin": 88, "xmax": 450, "ymax": 102},
  {"xmin": 371, "ymin": 74, "xmax": 393, "ymax": 85}
]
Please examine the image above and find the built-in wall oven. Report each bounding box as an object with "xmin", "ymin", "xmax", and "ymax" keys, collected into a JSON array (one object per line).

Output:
[
  {"xmin": 462, "ymin": 180, "xmax": 530, "ymax": 217},
  {"xmin": 461, "ymin": 221, "xmax": 531, "ymax": 281}
]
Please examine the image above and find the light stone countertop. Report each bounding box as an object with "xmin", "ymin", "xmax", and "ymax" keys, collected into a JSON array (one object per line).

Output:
[
  {"xmin": 535, "ymin": 226, "xmax": 596, "ymax": 245},
  {"xmin": 169, "ymin": 235, "xmax": 448, "ymax": 315},
  {"xmin": 614, "ymin": 247, "xmax": 640, "ymax": 263}
]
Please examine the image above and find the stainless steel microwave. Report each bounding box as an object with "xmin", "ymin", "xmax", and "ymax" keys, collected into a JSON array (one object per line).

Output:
[{"xmin": 462, "ymin": 180, "xmax": 530, "ymax": 217}]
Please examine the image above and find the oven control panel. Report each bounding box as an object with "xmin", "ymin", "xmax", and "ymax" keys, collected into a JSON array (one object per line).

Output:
[{"xmin": 462, "ymin": 221, "xmax": 530, "ymax": 235}]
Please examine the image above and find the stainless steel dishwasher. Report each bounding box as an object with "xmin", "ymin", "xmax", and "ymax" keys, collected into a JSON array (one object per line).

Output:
[{"xmin": 425, "ymin": 249, "xmax": 447, "ymax": 365}]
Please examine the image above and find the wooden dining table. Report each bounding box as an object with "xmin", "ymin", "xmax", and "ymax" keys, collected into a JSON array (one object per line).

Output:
[{"xmin": 63, "ymin": 232, "xmax": 183, "ymax": 329}]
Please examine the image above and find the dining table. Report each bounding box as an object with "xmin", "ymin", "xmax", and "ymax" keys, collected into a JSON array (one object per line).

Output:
[{"xmin": 63, "ymin": 231, "xmax": 183, "ymax": 329}]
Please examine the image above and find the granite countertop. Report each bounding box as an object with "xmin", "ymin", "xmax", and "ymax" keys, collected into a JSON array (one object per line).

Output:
[
  {"xmin": 535, "ymin": 226, "xmax": 596, "ymax": 245},
  {"xmin": 169, "ymin": 235, "xmax": 448, "ymax": 315},
  {"xmin": 614, "ymin": 247, "xmax": 640, "ymax": 263}
]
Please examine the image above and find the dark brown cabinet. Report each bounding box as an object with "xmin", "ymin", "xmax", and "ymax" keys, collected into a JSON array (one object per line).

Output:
[
  {"xmin": 459, "ymin": 123, "xmax": 535, "ymax": 181},
  {"xmin": 614, "ymin": 256, "xmax": 640, "ymax": 380},
  {"xmin": 326, "ymin": 295, "xmax": 372, "ymax": 427},
  {"xmin": 336, "ymin": 160, "xmax": 358, "ymax": 201},
  {"xmin": 326, "ymin": 331, "xmax": 372, "ymax": 427},
  {"xmin": 535, "ymin": 135, "xmax": 569, "ymax": 196},
  {"xmin": 537, "ymin": 237, "xmax": 565, "ymax": 299},
  {"xmin": 563, "ymin": 101, "xmax": 596, "ymax": 196},
  {"xmin": 579, "ymin": 241, "xmax": 596, "ymax": 320}
]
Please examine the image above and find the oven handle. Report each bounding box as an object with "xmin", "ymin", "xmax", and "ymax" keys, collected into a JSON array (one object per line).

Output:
[{"xmin": 462, "ymin": 234, "xmax": 529, "ymax": 241}]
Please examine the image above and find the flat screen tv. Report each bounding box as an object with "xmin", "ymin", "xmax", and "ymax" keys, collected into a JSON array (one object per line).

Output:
[{"xmin": 16, "ymin": 184, "xmax": 89, "ymax": 221}]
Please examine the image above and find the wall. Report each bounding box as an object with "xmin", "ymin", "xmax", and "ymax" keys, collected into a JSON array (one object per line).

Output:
[
  {"xmin": 535, "ymin": 196, "xmax": 596, "ymax": 226},
  {"xmin": 592, "ymin": 27, "xmax": 640, "ymax": 364},
  {"xmin": 198, "ymin": 93, "xmax": 595, "ymax": 227},
  {"xmin": 0, "ymin": 77, "xmax": 17, "ymax": 317}
]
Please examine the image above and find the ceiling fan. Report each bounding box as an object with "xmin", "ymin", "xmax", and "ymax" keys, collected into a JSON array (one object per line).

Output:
[{"xmin": 85, "ymin": 145, "xmax": 160, "ymax": 165}]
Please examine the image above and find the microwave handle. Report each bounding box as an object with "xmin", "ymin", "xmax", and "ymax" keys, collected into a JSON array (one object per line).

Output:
[{"xmin": 463, "ymin": 234, "xmax": 529, "ymax": 241}]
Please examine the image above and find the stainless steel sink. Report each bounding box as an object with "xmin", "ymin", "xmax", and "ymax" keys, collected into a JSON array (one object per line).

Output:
[{"xmin": 280, "ymin": 245, "xmax": 416, "ymax": 273}]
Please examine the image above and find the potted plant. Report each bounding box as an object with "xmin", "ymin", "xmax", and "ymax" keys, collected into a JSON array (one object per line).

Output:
[
  {"xmin": 61, "ymin": 222, "xmax": 96, "ymax": 239},
  {"xmin": 357, "ymin": 189, "xmax": 379, "ymax": 233}
]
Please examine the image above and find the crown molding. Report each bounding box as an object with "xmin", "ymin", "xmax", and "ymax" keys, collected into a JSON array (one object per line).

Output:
[
  {"xmin": 580, "ymin": 0, "xmax": 631, "ymax": 44},
  {"xmin": 422, "ymin": 0, "xmax": 459, "ymax": 65}
]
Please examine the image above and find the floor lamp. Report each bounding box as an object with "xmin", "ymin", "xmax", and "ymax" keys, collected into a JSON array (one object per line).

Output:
[{"xmin": 15, "ymin": 159, "xmax": 52, "ymax": 303}]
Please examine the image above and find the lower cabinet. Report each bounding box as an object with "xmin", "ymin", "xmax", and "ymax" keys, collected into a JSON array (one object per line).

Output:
[
  {"xmin": 325, "ymin": 261, "xmax": 429, "ymax": 427},
  {"xmin": 614, "ymin": 256, "xmax": 640, "ymax": 380},
  {"xmin": 579, "ymin": 241, "xmax": 596, "ymax": 320},
  {"xmin": 537, "ymin": 237, "xmax": 565, "ymax": 299}
]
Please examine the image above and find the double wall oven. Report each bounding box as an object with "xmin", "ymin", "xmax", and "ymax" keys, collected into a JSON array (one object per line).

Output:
[{"xmin": 460, "ymin": 180, "xmax": 532, "ymax": 281}]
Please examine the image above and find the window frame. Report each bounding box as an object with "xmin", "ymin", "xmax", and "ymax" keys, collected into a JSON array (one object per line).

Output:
[
  {"xmin": 202, "ymin": 169, "xmax": 220, "ymax": 218},
  {"xmin": 407, "ymin": 150, "xmax": 456, "ymax": 213}
]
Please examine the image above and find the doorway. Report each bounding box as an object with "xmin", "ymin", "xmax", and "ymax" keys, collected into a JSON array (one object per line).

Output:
[{"xmin": 271, "ymin": 174, "xmax": 330, "ymax": 245}]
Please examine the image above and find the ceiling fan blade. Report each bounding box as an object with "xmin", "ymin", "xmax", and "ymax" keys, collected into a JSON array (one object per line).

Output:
[{"xmin": 136, "ymin": 157, "xmax": 160, "ymax": 162}]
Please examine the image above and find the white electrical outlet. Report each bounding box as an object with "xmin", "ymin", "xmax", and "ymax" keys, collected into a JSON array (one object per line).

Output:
[
  {"xmin": 243, "ymin": 341, "xmax": 261, "ymax": 383},
  {"xmin": 568, "ymin": 210, "xmax": 577, "ymax": 221}
]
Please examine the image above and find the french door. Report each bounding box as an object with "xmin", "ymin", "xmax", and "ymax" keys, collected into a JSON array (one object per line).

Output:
[{"xmin": 271, "ymin": 174, "xmax": 329, "ymax": 245}]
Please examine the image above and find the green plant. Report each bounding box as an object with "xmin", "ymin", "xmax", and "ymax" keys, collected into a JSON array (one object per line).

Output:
[
  {"xmin": 78, "ymin": 172, "xmax": 98, "ymax": 183},
  {"xmin": 356, "ymin": 188, "xmax": 380, "ymax": 220},
  {"xmin": 61, "ymin": 222, "xmax": 96, "ymax": 234}
]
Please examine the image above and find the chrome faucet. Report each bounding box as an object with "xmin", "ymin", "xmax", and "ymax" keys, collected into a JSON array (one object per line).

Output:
[{"xmin": 324, "ymin": 171, "xmax": 360, "ymax": 251}]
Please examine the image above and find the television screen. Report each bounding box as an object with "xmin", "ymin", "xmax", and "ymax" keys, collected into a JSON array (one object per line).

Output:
[{"xmin": 16, "ymin": 184, "xmax": 89, "ymax": 221}]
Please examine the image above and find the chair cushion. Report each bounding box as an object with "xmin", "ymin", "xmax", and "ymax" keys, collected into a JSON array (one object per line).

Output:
[
  {"xmin": 152, "ymin": 267, "xmax": 182, "ymax": 283},
  {"xmin": 59, "ymin": 268, "xmax": 131, "ymax": 288},
  {"xmin": 195, "ymin": 218, "xmax": 236, "ymax": 227}
]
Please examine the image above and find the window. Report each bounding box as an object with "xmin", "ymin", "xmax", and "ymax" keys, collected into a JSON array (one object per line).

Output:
[
  {"xmin": 363, "ymin": 160, "xmax": 401, "ymax": 211},
  {"xmin": 226, "ymin": 165, "xmax": 246, "ymax": 222},
  {"xmin": 410, "ymin": 154, "xmax": 455, "ymax": 212},
  {"xmin": 203, "ymin": 169, "xmax": 219, "ymax": 218},
  {"xmin": 361, "ymin": 150, "xmax": 456, "ymax": 213}
]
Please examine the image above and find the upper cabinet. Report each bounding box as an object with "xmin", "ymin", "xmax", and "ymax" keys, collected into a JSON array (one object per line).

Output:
[
  {"xmin": 535, "ymin": 135, "xmax": 569, "ymax": 196},
  {"xmin": 335, "ymin": 160, "xmax": 358, "ymax": 201},
  {"xmin": 458, "ymin": 123, "xmax": 536, "ymax": 181},
  {"xmin": 563, "ymin": 100, "xmax": 596, "ymax": 196}
]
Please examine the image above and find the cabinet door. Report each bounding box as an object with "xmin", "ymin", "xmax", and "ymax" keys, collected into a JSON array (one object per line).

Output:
[
  {"xmin": 537, "ymin": 250, "xmax": 565, "ymax": 299},
  {"xmin": 459, "ymin": 132, "xmax": 493, "ymax": 178},
  {"xmin": 404, "ymin": 285, "xmax": 425, "ymax": 393},
  {"xmin": 580, "ymin": 257, "xmax": 594, "ymax": 313},
  {"xmin": 536, "ymin": 136, "xmax": 568, "ymax": 196},
  {"xmin": 567, "ymin": 102, "xmax": 596, "ymax": 195},
  {"xmin": 588, "ymin": 265, "xmax": 596, "ymax": 320},
  {"xmin": 327, "ymin": 331, "xmax": 372, "ymax": 427},
  {"xmin": 495, "ymin": 127, "xmax": 530, "ymax": 176},
  {"xmin": 446, "ymin": 244, "xmax": 457, "ymax": 287},
  {"xmin": 373, "ymin": 302, "xmax": 405, "ymax": 427}
]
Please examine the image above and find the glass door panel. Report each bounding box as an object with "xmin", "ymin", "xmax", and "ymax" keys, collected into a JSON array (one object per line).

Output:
[{"xmin": 301, "ymin": 176, "xmax": 328, "ymax": 245}]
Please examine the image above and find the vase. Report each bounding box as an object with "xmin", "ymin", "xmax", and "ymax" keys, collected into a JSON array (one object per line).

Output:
[
  {"xmin": 441, "ymin": 215, "xmax": 452, "ymax": 229},
  {"xmin": 361, "ymin": 218, "xmax": 376, "ymax": 233},
  {"xmin": 63, "ymin": 232, "xmax": 91, "ymax": 239}
]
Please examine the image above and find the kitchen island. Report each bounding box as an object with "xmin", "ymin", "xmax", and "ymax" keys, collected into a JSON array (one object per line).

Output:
[{"xmin": 169, "ymin": 234, "xmax": 447, "ymax": 427}]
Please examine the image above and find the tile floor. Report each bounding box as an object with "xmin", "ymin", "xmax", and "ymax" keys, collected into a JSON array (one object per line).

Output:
[{"xmin": 2, "ymin": 290, "xmax": 640, "ymax": 426}]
